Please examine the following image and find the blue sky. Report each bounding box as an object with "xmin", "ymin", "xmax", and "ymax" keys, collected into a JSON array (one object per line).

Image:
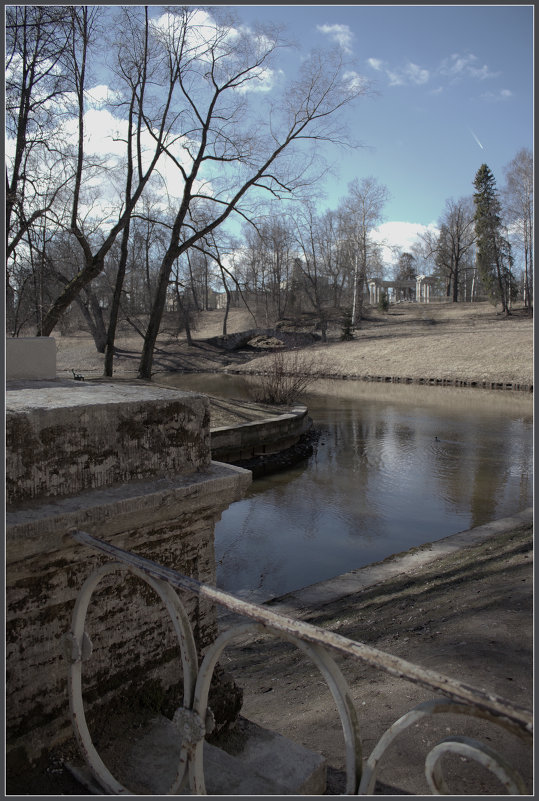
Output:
[
  {"xmin": 72, "ymin": 4, "xmax": 532, "ymax": 263},
  {"xmin": 229, "ymin": 4, "xmax": 533, "ymax": 253}
]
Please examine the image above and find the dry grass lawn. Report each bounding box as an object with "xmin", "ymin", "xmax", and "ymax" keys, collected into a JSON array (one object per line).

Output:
[
  {"xmin": 240, "ymin": 302, "xmax": 533, "ymax": 387},
  {"xmin": 54, "ymin": 301, "xmax": 533, "ymax": 390}
]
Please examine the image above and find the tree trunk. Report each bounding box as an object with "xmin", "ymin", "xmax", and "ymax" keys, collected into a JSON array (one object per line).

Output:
[
  {"xmin": 74, "ymin": 291, "xmax": 107, "ymax": 352},
  {"xmin": 104, "ymin": 223, "xmax": 130, "ymax": 376},
  {"xmin": 6, "ymin": 271, "xmax": 16, "ymax": 335},
  {"xmin": 221, "ymin": 270, "xmax": 231, "ymax": 338},
  {"xmin": 452, "ymin": 264, "xmax": 459, "ymax": 302},
  {"xmin": 138, "ymin": 246, "xmax": 178, "ymax": 379},
  {"xmin": 175, "ymin": 288, "xmax": 194, "ymax": 346},
  {"xmin": 351, "ymin": 253, "xmax": 358, "ymax": 326}
]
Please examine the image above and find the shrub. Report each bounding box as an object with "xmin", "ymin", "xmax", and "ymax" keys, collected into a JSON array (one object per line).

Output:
[
  {"xmin": 249, "ymin": 348, "xmax": 330, "ymax": 405},
  {"xmin": 340, "ymin": 310, "xmax": 354, "ymax": 341},
  {"xmin": 377, "ymin": 290, "xmax": 390, "ymax": 312}
]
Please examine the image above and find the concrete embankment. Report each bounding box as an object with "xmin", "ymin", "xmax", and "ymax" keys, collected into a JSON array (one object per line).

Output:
[
  {"xmin": 210, "ymin": 404, "xmax": 312, "ymax": 462},
  {"xmin": 218, "ymin": 509, "xmax": 533, "ymax": 795}
]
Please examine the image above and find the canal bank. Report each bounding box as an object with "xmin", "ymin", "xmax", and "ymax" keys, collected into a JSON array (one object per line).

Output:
[
  {"xmin": 10, "ymin": 510, "xmax": 533, "ymax": 794},
  {"xmin": 216, "ymin": 509, "xmax": 533, "ymax": 795}
]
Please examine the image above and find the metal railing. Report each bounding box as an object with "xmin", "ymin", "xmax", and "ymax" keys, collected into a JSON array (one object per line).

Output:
[{"xmin": 65, "ymin": 529, "xmax": 533, "ymax": 795}]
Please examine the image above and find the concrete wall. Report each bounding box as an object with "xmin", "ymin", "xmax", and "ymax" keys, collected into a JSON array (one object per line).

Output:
[
  {"xmin": 6, "ymin": 382, "xmax": 251, "ymax": 766},
  {"xmin": 211, "ymin": 405, "xmax": 311, "ymax": 462},
  {"xmin": 6, "ymin": 337, "xmax": 57, "ymax": 380}
]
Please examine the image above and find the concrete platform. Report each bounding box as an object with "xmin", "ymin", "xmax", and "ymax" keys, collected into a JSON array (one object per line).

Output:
[
  {"xmin": 6, "ymin": 380, "xmax": 211, "ymax": 504},
  {"xmin": 67, "ymin": 715, "xmax": 326, "ymax": 795}
]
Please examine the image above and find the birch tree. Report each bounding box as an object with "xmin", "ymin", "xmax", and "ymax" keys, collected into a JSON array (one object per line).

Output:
[
  {"xmin": 339, "ymin": 177, "xmax": 389, "ymax": 326},
  {"xmin": 502, "ymin": 148, "xmax": 533, "ymax": 311}
]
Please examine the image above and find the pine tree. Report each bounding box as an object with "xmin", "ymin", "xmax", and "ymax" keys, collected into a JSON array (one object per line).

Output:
[{"xmin": 473, "ymin": 164, "xmax": 516, "ymax": 315}]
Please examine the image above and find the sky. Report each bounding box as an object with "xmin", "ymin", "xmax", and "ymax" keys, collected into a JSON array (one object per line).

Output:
[
  {"xmin": 230, "ymin": 4, "xmax": 534, "ymax": 260},
  {"xmin": 10, "ymin": 4, "xmax": 532, "ymax": 270}
]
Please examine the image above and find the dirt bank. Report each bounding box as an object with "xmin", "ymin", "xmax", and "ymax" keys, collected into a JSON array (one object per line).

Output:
[
  {"xmin": 216, "ymin": 519, "xmax": 533, "ymax": 795},
  {"xmin": 54, "ymin": 302, "xmax": 533, "ymax": 392},
  {"xmin": 9, "ymin": 518, "xmax": 532, "ymax": 795}
]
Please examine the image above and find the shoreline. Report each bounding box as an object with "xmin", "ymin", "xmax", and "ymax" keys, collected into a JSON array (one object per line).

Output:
[
  {"xmin": 224, "ymin": 366, "xmax": 533, "ymax": 392},
  {"xmin": 53, "ymin": 302, "xmax": 533, "ymax": 395},
  {"xmin": 8, "ymin": 510, "xmax": 533, "ymax": 794},
  {"xmin": 216, "ymin": 512, "xmax": 533, "ymax": 794}
]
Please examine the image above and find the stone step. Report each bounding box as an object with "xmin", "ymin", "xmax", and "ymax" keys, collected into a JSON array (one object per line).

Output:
[{"xmin": 67, "ymin": 715, "xmax": 326, "ymax": 795}]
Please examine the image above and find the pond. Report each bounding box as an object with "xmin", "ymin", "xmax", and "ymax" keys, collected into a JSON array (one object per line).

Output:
[{"xmin": 161, "ymin": 373, "xmax": 533, "ymax": 602}]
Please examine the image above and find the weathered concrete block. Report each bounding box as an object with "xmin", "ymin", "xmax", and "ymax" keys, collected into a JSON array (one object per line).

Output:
[
  {"xmin": 5, "ymin": 381, "xmax": 251, "ymax": 766},
  {"xmin": 6, "ymin": 463, "xmax": 251, "ymax": 761},
  {"xmin": 6, "ymin": 383, "xmax": 211, "ymax": 504}
]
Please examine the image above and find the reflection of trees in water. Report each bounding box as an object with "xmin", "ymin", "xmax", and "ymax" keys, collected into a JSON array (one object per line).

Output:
[
  {"xmin": 468, "ymin": 450, "xmax": 509, "ymax": 529},
  {"xmin": 216, "ymin": 395, "xmax": 532, "ymax": 598},
  {"xmin": 428, "ymin": 420, "xmax": 520, "ymax": 529}
]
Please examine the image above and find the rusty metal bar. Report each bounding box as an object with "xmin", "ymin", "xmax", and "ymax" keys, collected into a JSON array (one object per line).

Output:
[{"xmin": 71, "ymin": 529, "xmax": 532, "ymax": 737}]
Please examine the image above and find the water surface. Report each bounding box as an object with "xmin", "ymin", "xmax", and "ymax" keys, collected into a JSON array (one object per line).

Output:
[{"xmin": 161, "ymin": 373, "xmax": 533, "ymax": 601}]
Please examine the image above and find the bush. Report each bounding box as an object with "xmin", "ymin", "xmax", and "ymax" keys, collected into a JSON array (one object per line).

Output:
[
  {"xmin": 377, "ymin": 290, "xmax": 390, "ymax": 312},
  {"xmin": 340, "ymin": 310, "xmax": 354, "ymax": 341},
  {"xmin": 249, "ymin": 348, "xmax": 330, "ymax": 405}
]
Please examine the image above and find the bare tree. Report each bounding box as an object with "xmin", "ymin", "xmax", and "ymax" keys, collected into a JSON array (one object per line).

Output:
[
  {"xmin": 35, "ymin": 6, "xmax": 173, "ymax": 338},
  {"xmin": 502, "ymin": 148, "xmax": 533, "ymax": 312},
  {"xmin": 104, "ymin": 6, "xmax": 157, "ymax": 374},
  {"xmin": 5, "ymin": 6, "xmax": 75, "ymax": 333},
  {"xmin": 136, "ymin": 10, "xmax": 366, "ymax": 379},
  {"xmin": 5, "ymin": 6, "xmax": 71, "ymax": 262},
  {"xmin": 473, "ymin": 163, "xmax": 516, "ymax": 316},
  {"xmin": 339, "ymin": 177, "xmax": 390, "ymax": 325},
  {"xmin": 292, "ymin": 203, "xmax": 332, "ymax": 339},
  {"xmin": 421, "ymin": 198, "xmax": 476, "ymax": 302}
]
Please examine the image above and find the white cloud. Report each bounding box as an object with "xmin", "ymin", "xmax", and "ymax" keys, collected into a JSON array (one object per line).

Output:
[
  {"xmin": 367, "ymin": 57, "xmax": 383, "ymax": 71},
  {"xmin": 480, "ymin": 88, "xmax": 513, "ymax": 102},
  {"xmin": 439, "ymin": 53, "xmax": 499, "ymax": 81},
  {"xmin": 151, "ymin": 9, "xmax": 222, "ymax": 60},
  {"xmin": 85, "ymin": 85, "xmax": 122, "ymax": 109},
  {"xmin": 150, "ymin": 11, "xmax": 279, "ymax": 96},
  {"xmin": 343, "ymin": 70, "xmax": 368, "ymax": 92},
  {"xmin": 405, "ymin": 63, "xmax": 429, "ymax": 85},
  {"xmin": 236, "ymin": 66, "xmax": 282, "ymax": 94},
  {"xmin": 317, "ymin": 23, "xmax": 354, "ymax": 54},
  {"xmin": 366, "ymin": 58, "xmax": 429, "ymax": 87},
  {"xmin": 386, "ymin": 69, "xmax": 405, "ymax": 87},
  {"xmin": 371, "ymin": 221, "xmax": 439, "ymax": 265}
]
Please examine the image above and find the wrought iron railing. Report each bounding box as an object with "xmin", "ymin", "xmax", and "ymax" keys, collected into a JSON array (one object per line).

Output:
[{"xmin": 66, "ymin": 529, "xmax": 533, "ymax": 795}]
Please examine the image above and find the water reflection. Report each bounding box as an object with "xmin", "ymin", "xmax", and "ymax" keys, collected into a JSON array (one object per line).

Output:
[{"xmin": 160, "ymin": 373, "xmax": 533, "ymax": 601}]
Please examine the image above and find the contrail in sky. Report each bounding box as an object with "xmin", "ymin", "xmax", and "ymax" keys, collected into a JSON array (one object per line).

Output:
[{"xmin": 469, "ymin": 129, "xmax": 484, "ymax": 150}]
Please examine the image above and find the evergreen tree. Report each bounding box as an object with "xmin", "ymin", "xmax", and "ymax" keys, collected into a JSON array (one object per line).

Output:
[{"xmin": 473, "ymin": 164, "xmax": 516, "ymax": 315}]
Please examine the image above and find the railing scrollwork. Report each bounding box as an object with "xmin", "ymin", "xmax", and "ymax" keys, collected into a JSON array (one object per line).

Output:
[{"xmin": 65, "ymin": 530, "xmax": 532, "ymax": 795}]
